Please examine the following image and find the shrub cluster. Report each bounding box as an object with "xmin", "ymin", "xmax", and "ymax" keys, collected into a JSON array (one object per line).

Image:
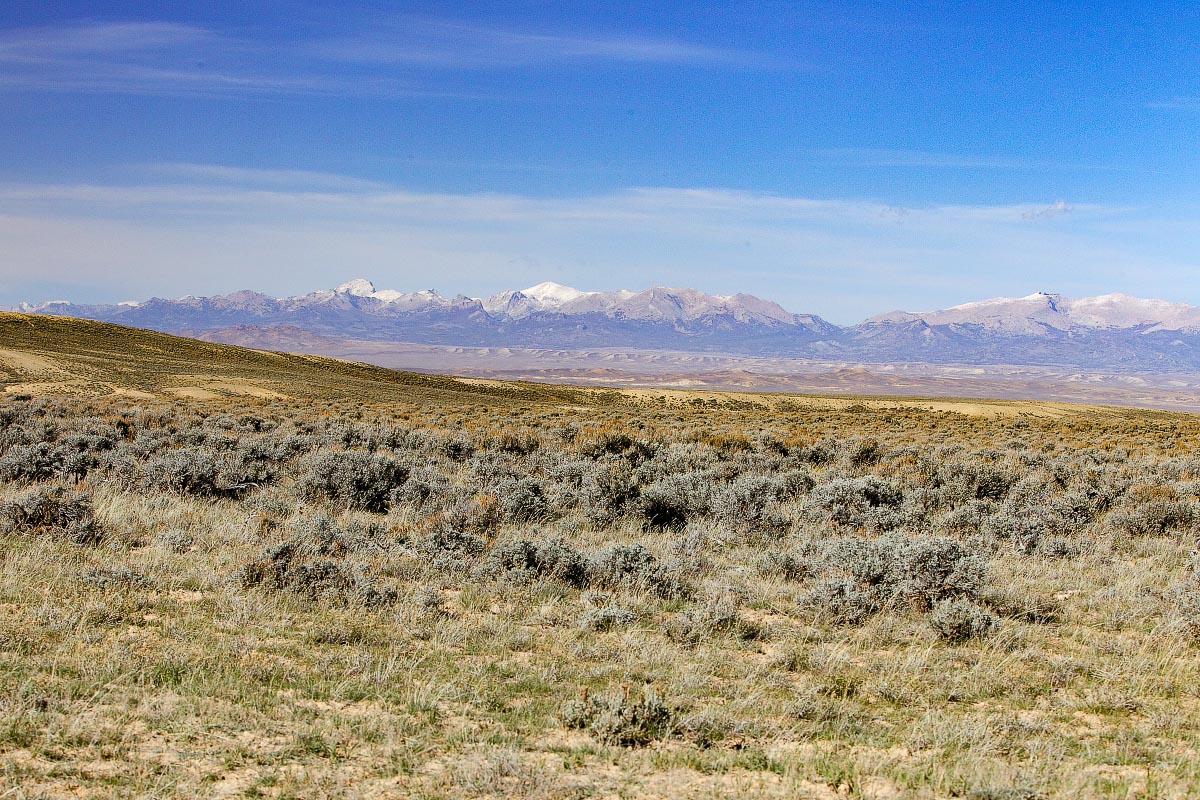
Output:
[
  {"xmin": 0, "ymin": 394, "xmax": 1174, "ymax": 561},
  {"xmin": 238, "ymin": 539, "xmax": 396, "ymax": 607},
  {"xmin": 293, "ymin": 451, "xmax": 409, "ymax": 512},
  {"xmin": 801, "ymin": 534, "xmax": 988, "ymax": 625},
  {"xmin": 668, "ymin": 592, "xmax": 759, "ymax": 646},
  {"xmin": 474, "ymin": 537, "xmax": 689, "ymax": 599},
  {"xmin": 578, "ymin": 603, "xmax": 637, "ymax": 632},
  {"xmin": 560, "ymin": 686, "xmax": 674, "ymax": 746},
  {"xmin": 928, "ymin": 597, "xmax": 998, "ymax": 641},
  {"xmin": 6, "ymin": 391, "xmax": 1200, "ymax": 656},
  {"xmin": 0, "ymin": 484, "xmax": 103, "ymax": 544}
]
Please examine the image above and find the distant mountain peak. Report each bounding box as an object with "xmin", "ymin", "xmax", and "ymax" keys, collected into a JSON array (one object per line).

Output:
[
  {"xmin": 15, "ymin": 281, "xmax": 1200, "ymax": 372},
  {"xmin": 520, "ymin": 281, "xmax": 591, "ymax": 304},
  {"xmin": 868, "ymin": 291, "xmax": 1200, "ymax": 336},
  {"xmin": 335, "ymin": 278, "xmax": 376, "ymax": 296}
]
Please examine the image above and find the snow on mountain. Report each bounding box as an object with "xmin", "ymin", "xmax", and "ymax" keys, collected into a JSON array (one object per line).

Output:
[
  {"xmin": 522, "ymin": 281, "xmax": 591, "ymax": 305},
  {"xmin": 15, "ymin": 279, "xmax": 1200, "ymax": 336},
  {"xmin": 866, "ymin": 292, "xmax": 1073, "ymax": 335},
  {"xmin": 382, "ymin": 289, "xmax": 450, "ymax": 311},
  {"xmin": 868, "ymin": 292, "xmax": 1200, "ymax": 334},
  {"xmin": 480, "ymin": 289, "xmax": 530, "ymax": 317},
  {"xmin": 280, "ymin": 279, "xmax": 450, "ymax": 312},
  {"xmin": 588, "ymin": 286, "xmax": 785, "ymax": 324},
  {"xmin": 483, "ymin": 281, "xmax": 617, "ymax": 318},
  {"xmin": 483, "ymin": 283, "xmax": 799, "ymax": 327},
  {"xmin": 15, "ymin": 279, "xmax": 1200, "ymax": 371},
  {"xmin": 15, "ymin": 300, "xmax": 72, "ymax": 312},
  {"xmin": 7, "ymin": 277, "xmax": 809, "ymax": 328},
  {"xmin": 1065, "ymin": 293, "xmax": 1200, "ymax": 332},
  {"xmin": 335, "ymin": 278, "xmax": 377, "ymax": 297},
  {"xmin": 477, "ymin": 281, "xmax": 801, "ymax": 326}
]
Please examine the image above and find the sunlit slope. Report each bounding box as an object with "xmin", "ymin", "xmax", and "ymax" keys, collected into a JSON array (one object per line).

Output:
[
  {"xmin": 0, "ymin": 312, "xmax": 592, "ymax": 406},
  {"xmin": 0, "ymin": 311, "xmax": 1178, "ymax": 422}
]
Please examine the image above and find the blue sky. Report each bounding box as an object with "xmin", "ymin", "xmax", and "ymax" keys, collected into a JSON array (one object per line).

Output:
[{"xmin": 1, "ymin": 2, "xmax": 1198, "ymax": 322}]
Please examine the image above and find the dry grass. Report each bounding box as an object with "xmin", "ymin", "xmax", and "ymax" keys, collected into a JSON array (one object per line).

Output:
[{"xmin": 2, "ymin": 315, "xmax": 1200, "ymax": 798}]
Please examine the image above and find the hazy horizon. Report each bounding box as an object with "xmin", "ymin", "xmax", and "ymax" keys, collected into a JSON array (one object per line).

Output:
[
  {"xmin": 16, "ymin": 274, "xmax": 1200, "ymax": 328},
  {"xmin": 3, "ymin": 4, "xmax": 1199, "ymax": 321}
]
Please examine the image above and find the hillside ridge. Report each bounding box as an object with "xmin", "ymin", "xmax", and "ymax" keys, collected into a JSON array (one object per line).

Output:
[
  {"xmin": 12, "ymin": 280, "xmax": 1200, "ymax": 370},
  {"xmin": 0, "ymin": 311, "xmax": 1184, "ymax": 420}
]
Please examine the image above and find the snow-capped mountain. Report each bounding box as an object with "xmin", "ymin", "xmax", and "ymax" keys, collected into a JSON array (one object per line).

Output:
[
  {"xmin": 845, "ymin": 291, "xmax": 1200, "ymax": 368},
  {"xmin": 481, "ymin": 281, "xmax": 603, "ymax": 318},
  {"xmin": 866, "ymin": 292, "xmax": 1200, "ymax": 335},
  {"xmin": 481, "ymin": 282, "xmax": 803, "ymax": 327},
  {"xmin": 9, "ymin": 279, "xmax": 836, "ymax": 352},
  {"xmin": 12, "ymin": 281, "xmax": 1200, "ymax": 370},
  {"xmin": 482, "ymin": 281, "xmax": 600, "ymax": 317}
]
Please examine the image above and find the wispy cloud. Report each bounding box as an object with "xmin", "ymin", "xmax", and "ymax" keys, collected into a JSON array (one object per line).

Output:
[
  {"xmin": 0, "ymin": 67, "xmax": 362, "ymax": 97},
  {"xmin": 0, "ymin": 20, "xmax": 341, "ymax": 96},
  {"xmin": 312, "ymin": 18, "xmax": 781, "ymax": 69},
  {"xmin": 0, "ymin": 171, "xmax": 1106, "ymax": 230},
  {"xmin": 0, "ymin": 17, "xmax": 778, "ymax": 97},
  {"xmin": 0, "ymin": 166, "xmax": 1178, "ymax": 323},
  {"xmin": 138, "ymin": 163, "xmax": 390, "ymax": 192},
  {"xmin": 0, "ymin": 21, "xmax": 209, "ymax": 61}
]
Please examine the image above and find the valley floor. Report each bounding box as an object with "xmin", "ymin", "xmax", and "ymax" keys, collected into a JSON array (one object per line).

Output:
[
  {"xmin": 2, "ymin": 385, "xmax": 1200, "ymax": 799},
  {"xmin": 194, "ymin": 330, "xmax": 1200, "ymax": 413}
]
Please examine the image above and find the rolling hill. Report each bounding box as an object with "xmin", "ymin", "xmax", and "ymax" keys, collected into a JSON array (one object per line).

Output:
[
  {"xmin": 0, "ymin": 311, "xmax": 1178, "ymax": 420},
  {"xmin": 0, "ymin": 312, "xmax": 594, "ymax": 407}
]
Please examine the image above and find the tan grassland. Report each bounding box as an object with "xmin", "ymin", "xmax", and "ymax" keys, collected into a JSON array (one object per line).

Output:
[{"xmin": 2, "ymin": 312, "xmax": 1200, "ymax": 798}]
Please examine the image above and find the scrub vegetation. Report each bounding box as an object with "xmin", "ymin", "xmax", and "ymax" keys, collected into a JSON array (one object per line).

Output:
[{"xmin": 3, "ymin": 315, "xmax": 1200, "ymax": 798}]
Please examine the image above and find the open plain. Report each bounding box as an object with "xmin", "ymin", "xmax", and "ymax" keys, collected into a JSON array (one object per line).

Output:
[
  {"xmin": 3, "ymin": 314, "xmax": 1200, "ymax": 798},
  {"xmin": 194, "ymin": 326, "xmax": 1200, "ymax": 414}
]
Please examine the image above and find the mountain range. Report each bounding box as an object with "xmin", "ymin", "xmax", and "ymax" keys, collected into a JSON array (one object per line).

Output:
[{"xmin": 13, "ymin": 279, "xmax": 1200, "ymax": 371}]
